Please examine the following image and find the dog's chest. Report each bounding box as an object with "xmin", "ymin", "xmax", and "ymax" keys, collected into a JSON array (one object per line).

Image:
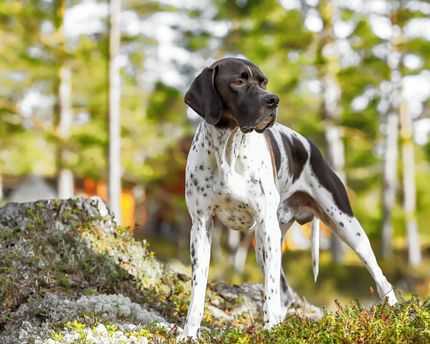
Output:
[
  {"xmin": 205, "ymin": 126, "xmax": 276, "ymax": 230},
  {"xmin": 213, "ymin": 169, "xmax": 264, "ymax": 231}
]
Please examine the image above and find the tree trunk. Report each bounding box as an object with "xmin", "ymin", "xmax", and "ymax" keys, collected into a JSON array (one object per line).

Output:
[
  {"xmin": 108, "ymin": 0, "xmax": 122, "ymax": 224},
  {"xmin": 227, "ymin": 230, "xmax": 240, "ymax": 274},
  {"xmin": 381, "ymin": 6, "xmax": 401, "ymax": 259},
  {"xmin": 54, "ymin": 0, "xmax": 74, "ymax": 199},
  {"xmin": 323, "ymin": 75, "xmax": 346, "ymax": 264},
  {"xmin": 57, "ymin": 65, "xmax": 74, "ymax": 198},
  {"xmin": 318, "ymin": 0, "xmax": 346, "ymax": 264},
  {"xmin": 400, "ymin": 98, "xmax": 421, "ymax": 266},
  {"xmin": 381, "ymin": 111, "xmax": 398, "ymax": 259},
  {"xmin": 233, "ymin": 233, "xmax": 252, "ymax": 274},
  {"xmin": 228, "ymin": 230, "xmax": 252, "ymax": 274}
]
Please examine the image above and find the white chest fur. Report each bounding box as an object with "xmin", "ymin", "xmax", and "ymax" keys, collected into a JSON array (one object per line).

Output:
[{"xmin": 185, "ymin": 122, "xmax": 279, "ymax": 231}]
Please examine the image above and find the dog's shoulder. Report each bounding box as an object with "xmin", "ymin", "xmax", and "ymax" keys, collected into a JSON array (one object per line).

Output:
[{"xmin": 265, "ymin": 123, "xmax": 310, "ymax": 181}]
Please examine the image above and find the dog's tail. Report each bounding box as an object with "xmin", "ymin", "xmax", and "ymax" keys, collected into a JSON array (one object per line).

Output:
[{"xmin": 310, "ymin": 217, "xmax": 320, "ymax": 283}]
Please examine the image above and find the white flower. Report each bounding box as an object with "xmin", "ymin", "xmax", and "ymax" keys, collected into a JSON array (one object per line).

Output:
[{"xmin": 94, "ymin": 323, "xmax": 108, "ymax": 335}]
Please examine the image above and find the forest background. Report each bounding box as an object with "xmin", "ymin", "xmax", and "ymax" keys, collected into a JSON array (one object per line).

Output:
[{"xmin": 1, "ymin": 0, "xmax": 430, "ymax": 307}]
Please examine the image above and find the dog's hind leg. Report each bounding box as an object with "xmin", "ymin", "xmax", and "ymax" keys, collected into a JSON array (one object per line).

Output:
[
  {"xmin": 326, "ymin": 214, "xmax": 397, "ymax": 305},
  {"xmin": 306, "ymin": 138, "xmax": 397, "ymax": 305},
  {"xmin": 181, "ymin": 215, "xmax": 213, "ymax": 339},
  {"xmin": 309, "ymin": 182, "xmax": 397, "ymax": 305}
]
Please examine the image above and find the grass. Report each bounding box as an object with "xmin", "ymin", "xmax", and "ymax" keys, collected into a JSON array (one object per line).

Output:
[
  {"xmin": 46, "ymin": 296, "xmax": 430, "ymax": 343},
  {"xmin": 213, "ymin": 296, "xmax": 430, "ymax": 343}
]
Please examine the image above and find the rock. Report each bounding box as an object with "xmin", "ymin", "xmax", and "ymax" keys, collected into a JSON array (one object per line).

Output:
[
  {"xmin": 0, "ymin": 196, "xmax": 118, "ymax": 234},
  {"xmin": 0, "ymin": 197, "xmax": 321, "ymax": 343},
  {"xmin": 0, "ymin": 197, "xmax": 166, "ymax": 343}
]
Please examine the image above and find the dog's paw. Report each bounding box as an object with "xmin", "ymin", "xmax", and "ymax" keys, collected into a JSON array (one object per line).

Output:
[
  {"xmin": 176, "ymin": 327, "xmax": 198, "ymax": 342},
  {"xmin": 385, "ymin": 290, "xmax": 398, "ymax": 306},
  {"xmin": 377, "ymin": 284, "xmax": 398, "ymax": 306},
  {"xmin": 263, "ymin": 308, "xmax": 284, "ymax": 329}
]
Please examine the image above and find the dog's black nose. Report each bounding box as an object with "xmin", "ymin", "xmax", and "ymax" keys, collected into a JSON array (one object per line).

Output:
[{"xmin": 264, "ymin": 94, "xmax": 279, "ymax": 107}]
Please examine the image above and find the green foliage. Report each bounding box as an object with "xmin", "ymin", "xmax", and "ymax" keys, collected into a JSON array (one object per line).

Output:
[
  {"xmin": 147, "ymin": 82, "xmax": 184, "ymax": 122},
  {"xmin": 251, "ymin": 297, "xmax": 430, "ymax": 344},
  {"xmin": 47, "ymin": 297, "xmax": 430, "ymax": 343},
  {"xmin": 1, "ymin": 0, "xmax": 430, "ymax": 267},
  {"xmin": 0, "ymin": 0, "xmax": 198, "ymax": 184}
]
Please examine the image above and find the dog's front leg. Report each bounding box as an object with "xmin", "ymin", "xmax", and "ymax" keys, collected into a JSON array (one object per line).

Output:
[
  {"xmin": 181, "ymin": 215, "xmax": 213, "ymax": 339},
  {"xmin": 255, "ymin": 216, "xmax": 283, "ymax": 328}
]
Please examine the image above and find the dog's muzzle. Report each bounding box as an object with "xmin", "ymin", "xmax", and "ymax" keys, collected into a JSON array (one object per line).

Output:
[
  {"xmin": 255, "ymin": 93, "xmax": 279, "ymax": 132},
  {"xmin": 239, "ymin": 93, "xmax": 279, "ymax": 133}
]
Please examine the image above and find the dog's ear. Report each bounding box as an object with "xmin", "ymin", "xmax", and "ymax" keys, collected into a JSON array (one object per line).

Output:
[{"xmin": 184, "ymin": 66, "xmax": 223, "ymax": 125}]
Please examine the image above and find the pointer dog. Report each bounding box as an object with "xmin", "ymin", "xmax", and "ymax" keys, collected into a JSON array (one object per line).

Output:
[{"xmin": 182, "ymin": 57, "xmax": 397, "ymax": 338}]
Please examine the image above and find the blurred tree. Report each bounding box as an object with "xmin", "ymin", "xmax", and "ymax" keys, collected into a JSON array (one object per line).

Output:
[
  {"xmin": 216, "ymin": 0, "xmax": 316, "ymax": 131},
  {"xmin": 400, "ymin": 93, "xmax": 421, "ymax": 266},
  {"xmin": 0, "ymin": 0, "xmax": 195, "ymax": 193},
  {"xmin": 381, "ymin": 3, "xmax": 402, "ymax": 259},
  {"xmin": 314, "ymin": 0, "xmax": 347, "ymax": 263},
  {"xmin": 395, "ymin": 1, "xmax": 426, "ymax": 266},
  {"xmin": 1, "ymin": 0, "xmax": 429, "ymax": 271},
  {"xmin": 53, "ymin": 0, "xmax": 74, "ymax": 198},
  {"xmin": 339, "ymin": 0, "xmax": 428, "ymax": 264},
  {"xmin": 108, "ymin": 0, "xmax": 122, "ymax": 223},
  {"xmin": 380, "ymin": 0, "xmax": 426, "ymax": 265},
  {"xmin": 0, "ymin": 1, "xmax": 57, "ymax": 179}
]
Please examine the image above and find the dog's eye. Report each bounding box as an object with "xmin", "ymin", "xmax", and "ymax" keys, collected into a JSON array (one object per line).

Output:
[
  {"xmin": 261, "ymin": 80, "xmax": 268, "ymax": 88},
  {"xmin": 233, "ymin": 80, "xmax": 244, "ymax": 86}
]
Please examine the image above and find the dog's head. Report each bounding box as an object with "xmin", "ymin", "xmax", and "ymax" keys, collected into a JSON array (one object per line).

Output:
[{"xmin": 185, "ymin": 57, "xmax": 279, "ymax": 133}]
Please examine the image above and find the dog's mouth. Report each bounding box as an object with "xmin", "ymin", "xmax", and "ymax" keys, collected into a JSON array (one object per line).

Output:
[
  {"xmin": 255, "ymin": 114, "xmax": 276, "ymax": 133},
  {"xmin": 240, "ymin": 127, "xmax": 254, "ymax": 133},
  {"xmin": 240, "ymin": 111, "xmax": 276, "ymax": 134}
]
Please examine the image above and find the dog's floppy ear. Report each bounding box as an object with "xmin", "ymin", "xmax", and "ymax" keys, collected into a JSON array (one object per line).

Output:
[{"xmin": 184, "ymin": 66, "xmax": 223, "ymax": 125}]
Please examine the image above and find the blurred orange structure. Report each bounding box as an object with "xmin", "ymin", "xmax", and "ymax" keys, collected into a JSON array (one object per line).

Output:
[{"xmin": 83, "ymin": 178, "xmax": 135, "ymax": 229}]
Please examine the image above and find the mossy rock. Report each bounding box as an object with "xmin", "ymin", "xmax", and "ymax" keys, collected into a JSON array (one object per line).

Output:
[{"xmin": 0, "ymin": 197, "xmax": 268, "ymax": 343}]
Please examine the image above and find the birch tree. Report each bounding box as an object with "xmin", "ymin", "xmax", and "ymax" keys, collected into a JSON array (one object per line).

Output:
[
  {"xmin": 54, "ymin": 0, "xmax": 74, "ymax": 199},
  {"xmin": 381, "ymin": 7, "xmax": 401, "ymax": 259},
  {"xmin": 397, "ymin": 3, "xmax": 422, "ymax": 266},
  {"xmin": 108, "ymin": 0, "xmax": 122, "ymax": 224},
  {"xmin": 400, "ymin": 95, "xmax": 421, "ymax": 266},
  {"xmin": 381, "ymin": 1, "xmax": 421, "ymax": 265},
  {"xmin": 316, "ymin": 0, "xmax": 346, "ymax": 263}
]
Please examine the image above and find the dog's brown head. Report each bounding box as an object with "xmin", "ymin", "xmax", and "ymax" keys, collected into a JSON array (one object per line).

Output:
[{"xmin": 185, "ymin": 57, "xmax": 279, "ymax": 133}]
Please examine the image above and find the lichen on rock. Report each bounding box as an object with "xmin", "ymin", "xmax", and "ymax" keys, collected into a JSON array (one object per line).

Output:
[
  {"xmin": 0, "ymin": 197, "xmax": 320, "ymax": 343},
  {"xmin": 0, "ymin": 197, "xmax": 171, "ymax": 343}
]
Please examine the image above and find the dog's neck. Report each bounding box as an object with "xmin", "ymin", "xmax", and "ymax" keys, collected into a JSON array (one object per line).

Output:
[{"xmin": 205, "ymin": 123, "xmax": 249, "ymax": 172}]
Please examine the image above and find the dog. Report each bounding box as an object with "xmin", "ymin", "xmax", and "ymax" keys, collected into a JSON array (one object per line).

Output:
[{"xmin": 181, "ymin": 57, "xmax": 397, "ymax": 338}]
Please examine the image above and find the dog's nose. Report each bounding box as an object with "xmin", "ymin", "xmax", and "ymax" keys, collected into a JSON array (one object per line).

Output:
[{"xmin": 264, "ymin": 94, "xmax": 279, "ymax": 108}]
